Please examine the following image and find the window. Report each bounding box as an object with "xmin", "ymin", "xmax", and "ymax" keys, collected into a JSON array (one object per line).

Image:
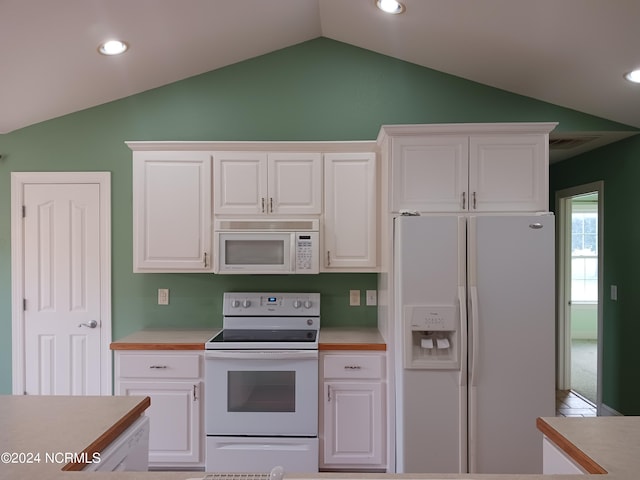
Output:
[{"xmin": 571, "ymin": 208, "xmax": 597, "ymax": 303}]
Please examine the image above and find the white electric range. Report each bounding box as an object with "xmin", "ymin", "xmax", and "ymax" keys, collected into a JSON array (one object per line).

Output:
[{"xmin": 204, "ymin": 292, "xmax": 320, "ymax": 473}]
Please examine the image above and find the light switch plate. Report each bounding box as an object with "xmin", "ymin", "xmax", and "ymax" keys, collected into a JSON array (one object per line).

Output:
[
  {"xmin": 366, "ymin": 289, "xmax": 377, "ymax": 306},
  {"xmin": 349, "ymin": 289, "xmax": 361, "ymax": 306},
  {"xmin": 158, "ymin": 288, "xmax": 169, "ymax": 305}
]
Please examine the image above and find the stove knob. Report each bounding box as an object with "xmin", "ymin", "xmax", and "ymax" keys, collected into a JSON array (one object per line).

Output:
[
  {"xmin": 293, "ymin": 300, "xmax": 302, "ymax": 309},
  {"xmin": 231, "ymin": 300, "xmax": 240, "ymax": 308},
  {"xmin": 303, "ymin": 300, "xmax": 313, "ymax": 309},
  {"xmin": 242, "ymin": 299, "xmax": 251, "ymax": 308}
]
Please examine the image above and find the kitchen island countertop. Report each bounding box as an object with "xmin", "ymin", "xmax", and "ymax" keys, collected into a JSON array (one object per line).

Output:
[
  {"xmin": 1, "ymin": 394, "xmax": 639, "ymax": 479},
  {"xmin": 0, "ymin": 394, "xmax": 150, "ymax": 477}
]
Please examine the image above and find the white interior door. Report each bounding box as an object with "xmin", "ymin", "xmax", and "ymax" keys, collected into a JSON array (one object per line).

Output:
[
  {"xmin": 11, "ymin": 172, "xmax": 111, "ymax": 395},
  {"xmin": 556, "ymin": 182, "xmax": 603, "ymax": 413}
]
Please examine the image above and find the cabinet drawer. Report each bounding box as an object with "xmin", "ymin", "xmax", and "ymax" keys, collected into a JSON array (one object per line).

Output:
[
  {"xmin": 118, "ymin": 352, "xmax": 201, "ymax": 379},
  {"xmin": 323, "ymin": 354, "xmax": 383, "ymax": 379}
]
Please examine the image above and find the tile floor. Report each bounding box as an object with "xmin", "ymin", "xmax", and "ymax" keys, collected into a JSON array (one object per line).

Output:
[{"xmin": 556, "ymin": 390, "xmax": 597, "ymax": 417}]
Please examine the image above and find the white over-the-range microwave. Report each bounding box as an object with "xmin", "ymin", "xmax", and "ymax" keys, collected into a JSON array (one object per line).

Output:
[{"xmin": 213, "ymin": 218, "xmax": 320, "ymax": 274}]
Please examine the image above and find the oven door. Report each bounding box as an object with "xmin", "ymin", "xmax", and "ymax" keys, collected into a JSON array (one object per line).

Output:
[{"xmin": 205, "ymin": 350, "xmax": 318, "ymax": 436}]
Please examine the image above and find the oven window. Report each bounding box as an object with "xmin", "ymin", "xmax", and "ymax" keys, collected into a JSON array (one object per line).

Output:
[
  {"xmin": 227, "ymin": 371, "xmax": 295, "ymax": 412},
  {"xmin": 225, "ymin": 240, "xmax": 285, "ymax": 265}
]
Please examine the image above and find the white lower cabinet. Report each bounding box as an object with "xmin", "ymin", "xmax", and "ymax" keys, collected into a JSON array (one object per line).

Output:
[
  {"xmin": 542, "ymin": 436, "xmax": 586, "ymax": 474},
  {"xmin": 320, "ymin": 352, "xmax": 386, "ymax": 470},
  {"xmin": 114, "ymin": 351, "xmax": 203, "ymax": 468}
]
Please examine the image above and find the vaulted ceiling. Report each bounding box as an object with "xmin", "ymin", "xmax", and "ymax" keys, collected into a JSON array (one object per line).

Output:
[{"xmin": 3, "ymin": 0, "xmax": 640, "ymax": 159}]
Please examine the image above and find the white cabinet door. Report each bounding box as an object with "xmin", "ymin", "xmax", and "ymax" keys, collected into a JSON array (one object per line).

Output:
[
  {"xmin": 115, "ymin": 350, "xmax": 204, "ymax": 468},
  {"xmin": 322, "ymin": 381, "xmax": 385, "ymax": 468},
  {"xmin": 542, "ymin": 436, "xmax": 586, "ymax": 474},
  {"xmin": 469, "ymin": 134, "xmax": 547, "ymax": 212},
  {"xmin": 119, "ymin": 381, "xmax": 202, "ymax": 466},
  {"xmin": 391, "ymin": 136, "xmax": 468, "ymax": 213},
  {"xmin": 214, "ymin": 152, "xmax": 321, "ymax": 216},
  {"xmin": 390, "ymin": 131, "xmax": 548, "ymax": 213},
  {"xmin": 323, "ymin": 152, "xmax": 377, "ymax": 270},
  {"xmin": 133, "ymin": 151, "xmax": 212, "ymax": 272},
  {"xmin": 213, "ymin": 151, "xmax": 267, "ymax": 215},
  {"xmin": 268, "ymin": 152, "xmax": 322, "ymax": 215}
]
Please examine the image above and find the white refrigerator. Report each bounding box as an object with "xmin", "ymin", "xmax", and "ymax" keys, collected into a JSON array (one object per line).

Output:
[{"xmin": 394, "ymin": 214, "xmax": 555, "ymax": 474}]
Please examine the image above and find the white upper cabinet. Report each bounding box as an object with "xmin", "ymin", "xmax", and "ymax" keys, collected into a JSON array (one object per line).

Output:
[
  {"xmin": 132, "ymin": 151, "xmax": 212, "ymax": 272},
  {"xmin": 469, "ymin": 134, "xmax": 547, "ymax": 212},
  {"xmin": 391, "ymin": 135, "xmax": 469, "ymax": 212},
  {"xmin": 323, "ymin": 152, "xmax": 377, "ymax": 271},
  {"xmin": 382, "ymin": 123, "xmax": 556, "ymax": 213},
  {"xmin": 214, "ymin": 152, "xmax": 321, "ymax": 216}
]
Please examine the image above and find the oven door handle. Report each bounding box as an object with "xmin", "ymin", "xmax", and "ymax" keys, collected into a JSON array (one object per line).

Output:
[{"xmin": 205, "ymin": 350, "xmax": 318, "ymax": 360}]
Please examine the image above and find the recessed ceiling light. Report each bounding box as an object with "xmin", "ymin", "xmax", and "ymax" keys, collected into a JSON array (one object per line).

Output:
[
  {"xmin": 624, "ymin": 69, "xmax": 640, "ymax": 84},
  {"xmin": 376, "ymin": 0, "xmax": 405, "ymax": 14},
  {"xmin": 98, "ymin": 40, "xmax": 129, "ymax": 56}
]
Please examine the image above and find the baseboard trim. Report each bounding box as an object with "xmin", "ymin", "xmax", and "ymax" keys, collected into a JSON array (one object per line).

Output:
[{"xmin": 600, "ymin": 403, "xmax": 622, "ymax": 416}]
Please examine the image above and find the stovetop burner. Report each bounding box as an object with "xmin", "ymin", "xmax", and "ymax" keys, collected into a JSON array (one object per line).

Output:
[{"xmin": 211, "ymin": 329, "xmax": 317, "ymax": 343}]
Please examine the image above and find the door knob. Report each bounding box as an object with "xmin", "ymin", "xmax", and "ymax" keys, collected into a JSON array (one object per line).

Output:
[{"xmin": 78, "ymin": 320, "xmax": 98, "ymax": 328}]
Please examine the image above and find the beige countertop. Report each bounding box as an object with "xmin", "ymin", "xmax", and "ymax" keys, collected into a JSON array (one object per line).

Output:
[
  {"xmin": 110, "ymin": 327, "xmax": 386, "ymax": 351},
  {"xmin": 1, "ymin": 392, "xmax": 639, "ymax": 480},
  {"xmin": 318, "ymin": 327, "xmax": 386, "ymax": 350},
  {"xmin": 0, "ymin": 395, "xmax": 149, "ymax": 476},
  {"xmin": 537, "ymin": 415, "xmax": 640, "ymax": 476},
  {"xmin": 110, "ymin": 328, "xmax": 219, "ymax": 350}
]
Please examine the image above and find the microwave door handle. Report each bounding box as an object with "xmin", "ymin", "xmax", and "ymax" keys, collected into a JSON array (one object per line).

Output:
[{"xmin": 291, "ymin": 234, "xmax": 297, "ymax": 272}]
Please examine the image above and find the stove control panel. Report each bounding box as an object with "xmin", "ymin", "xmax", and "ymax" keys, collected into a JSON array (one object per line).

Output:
[{"xmin": 223, "ymin": 292, "xmax": 320, "ymax": 316}]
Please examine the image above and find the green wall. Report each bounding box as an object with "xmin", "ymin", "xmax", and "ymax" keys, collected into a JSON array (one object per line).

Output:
[
  {"xmin": 551, "ymin": 135, "xmax": 640, "ymax": 415},
  {"xmin": 0, "ymin": 37, "xmax": 634, "ymax": 395}
]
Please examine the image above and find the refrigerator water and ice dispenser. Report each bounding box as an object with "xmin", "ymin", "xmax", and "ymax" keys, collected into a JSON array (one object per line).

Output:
[{"xmin": 404, "ymin": 305, "xmax": 459, "ymax": 369}]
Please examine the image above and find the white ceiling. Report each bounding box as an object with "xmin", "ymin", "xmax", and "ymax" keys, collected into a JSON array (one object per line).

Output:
[{"xmin": 3, "ymin": 0, "xmax": 640, "ymax": 156}]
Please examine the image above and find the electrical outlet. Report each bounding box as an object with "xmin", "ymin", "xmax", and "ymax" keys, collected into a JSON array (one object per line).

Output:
[
  {"xmin": 611, "ymin": 285, "xmax": 618, "ymax": 301},
  {"xmin": 349, "ymin": 290, "xmax": 361, "ymax": 306},
  {"xmin": 158, "ymin": 288, "xmax": 169, "ymax": 305},
  {"xmin": 366, "ymin": 289, "xmax": 377, "ymax": 306}
]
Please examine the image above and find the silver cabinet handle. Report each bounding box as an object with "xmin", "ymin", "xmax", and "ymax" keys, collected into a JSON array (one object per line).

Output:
[
  {"xmin": 327, "ymin": 251, "xmax": 331, "ymax": 266},
  {"xmin": 269, "ymin": 197, "xmax": 273, "ymax": 213},
  {"xmin": 204, "ymin": 252, "xmax": 208, "ymax": 268},
  {"xmin": 462, "ymin": 191, "xmax": 466, "ymax": 209},
  {"xmin": 149, "ymin": 365, "xmax": 168, "ymax": 369},
  {"xmin": 193, "ymin": 384, "xmax": 198, "ymax": 401},
  {"xmin": 344, "ymin": 365, "xmax": 362, "ymax": 370},
  {"xmin": 78, "ymin": 320, "xmax": 97, "ymax": 328},
  {"xmin": 472, "ymin": 191, "xmax": 477, "ymax": 209},
  {"xmin": 261, "ymin": 197, "xmax": 265, "ymax": 213}
]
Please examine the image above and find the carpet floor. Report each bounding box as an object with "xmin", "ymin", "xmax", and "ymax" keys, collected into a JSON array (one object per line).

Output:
[{"xmin": 571, "ymin": 339, "xmax": 597, "ymax": 404}]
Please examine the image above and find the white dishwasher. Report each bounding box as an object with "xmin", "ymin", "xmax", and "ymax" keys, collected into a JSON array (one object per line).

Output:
[{"xmin": 83, "ymin": 415, "xmax": 150, "ymax": 472}]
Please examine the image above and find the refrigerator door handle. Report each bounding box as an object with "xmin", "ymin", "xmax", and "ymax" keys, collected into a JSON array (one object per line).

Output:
[
  {"xmin": 458, "ymin": 286, "xmax": 468, "ymax": 387},
  {"xmin": 469, "ymin": 286, "xmax": 480, "ymax": 387},
  {"xmin": 458, "ymin": 285, "xmax": 469, "ymax": 473},
  {"xmin": 468, "ymin": 285, "xmax": 480, "ymax": 473}
]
